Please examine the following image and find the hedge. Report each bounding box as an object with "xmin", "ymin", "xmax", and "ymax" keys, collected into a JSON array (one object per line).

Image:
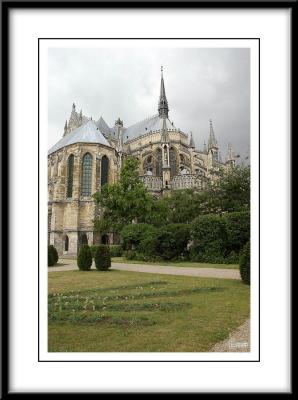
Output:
[
  {"xmin": 190, "ymin": 214, "xmax": 228, "ymax": 263},
  {"xmin": 77, "ymin": 244, "xmax": 92, "ymax": 271},
  {"xmin": 239, "ymin": 241, "xmax": 250, "ymax": 284},
  {"xmin": 223, "ymin": 211, "xmax": 250, "ymax": 254},
  {"xmin": 91, "ymin": 244, "xmax": 123, "ymax": 258},
  {"xmin": 121, "ymin": 224, "xmax": 157, "ymax": 250}
]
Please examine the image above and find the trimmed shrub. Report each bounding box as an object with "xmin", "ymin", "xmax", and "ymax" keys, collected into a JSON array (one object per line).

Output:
[
  {"xmin": 48, "ymin": 246, "xmax": 55, "ymax": 267},
  {"xmin": 94, "ymin": 245, "xmax": 111, "ymax": 271},
  {"xmin": 48, "ymin": 245, "xmax": 58, "ymax": 264},
  {"xmin": 77, "ymin": 244, "xmax": 92, "ymax": 271},
  {"xmin": 109, "ymin": 245, "xmax": 123, "ymax": 257},
  {"xmin": 239, "ymin": 241, "xmax": 250, "ymax": 284},
  {"xmin": 223, "ymin": 211, "xmax": 250, "ymax": 254},
  {"xmin": 190, "ymin": 214, "xmax": 228, "ymax": 263}
]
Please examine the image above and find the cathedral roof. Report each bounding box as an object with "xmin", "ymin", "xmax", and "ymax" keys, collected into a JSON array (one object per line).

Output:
[
  {"xmin": 123, "ymin": 114, "xmax": 177, "ymax": 142},
  {"xmin": 48, "ymin": 120, "xmax": 111, "ymax": 155}
]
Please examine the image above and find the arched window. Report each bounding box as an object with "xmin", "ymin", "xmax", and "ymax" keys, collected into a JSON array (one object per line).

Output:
[
  {"xmin": 64, "ymin": 235, "xmax": 69, "ymax": 251},
  {"xmin": 169, "ymin": 147, "xmax": 178, "ymax": 177},
  {"xmin": 66, "ymin": 154, "xmax": 74, "ymax": 198},
  {"xmin": 143, "ymin": 154, "xmax": 153, "ymax": 175},
  {"xmin": 81, "ymin": 153, "xmax": 92, "ymax": 196},
  {"xmin": 155, "ymin": 148, "xmax": 162, "ymax": 176},
  {"xmin": 101, "ymin": 155, "xmax": 109, "ymax": 186}
]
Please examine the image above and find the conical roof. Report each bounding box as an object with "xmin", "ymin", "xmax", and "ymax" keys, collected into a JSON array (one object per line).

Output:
[{"xmin": 48, "ymin": 120, "xmax": 111, "ymax": 155}]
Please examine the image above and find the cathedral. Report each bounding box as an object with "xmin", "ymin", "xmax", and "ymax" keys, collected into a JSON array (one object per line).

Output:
[{"xmin": 48, "ymin": 68, "xmax": 236, "ymax": 255}]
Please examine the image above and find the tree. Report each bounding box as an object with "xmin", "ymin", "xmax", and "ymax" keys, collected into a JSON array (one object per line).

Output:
[
  {"xmin": 93, "ymin": 157, "xmax": 153, "ymax": 234},
  {"xmin": 205, "ymin": 166, "xmax": 250, "ymax": 213}
]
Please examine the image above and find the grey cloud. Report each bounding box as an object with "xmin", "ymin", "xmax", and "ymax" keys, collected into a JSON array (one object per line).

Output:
[{"xmin": 48, "ymin": 47, "xmax": 250, "ymax": 161}]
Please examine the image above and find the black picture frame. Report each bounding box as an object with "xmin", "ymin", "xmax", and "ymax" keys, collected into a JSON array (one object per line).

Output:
[{"xmin": 1, "ymin": 0, "xmax": 294, "ymax": 396}]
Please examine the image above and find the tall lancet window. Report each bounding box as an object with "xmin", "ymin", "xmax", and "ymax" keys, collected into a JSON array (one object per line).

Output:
[
  {"xmin": 66, "ymin": 154, "xmax": 74, "ymax": 198},
  {"xmin": 169, "ymin": 147, "xmax": 178, "ymax": 177},
  {"xmin": 155, "ymin": 148, "xmax": 162, "ymax": 176},
  {"xmin": 81, "ymin": 153, "xmax": 93, "ymax": 196},
  {"xmin": 101, "ymin": 155, "xmax": 109, "ymax": 186}
]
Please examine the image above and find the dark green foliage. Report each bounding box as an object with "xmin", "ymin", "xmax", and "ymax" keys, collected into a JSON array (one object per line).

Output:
[
  {"xmin": 121, "ymin": 223, "xmax": 157, "ymax": 250},
  {"xmin": 48, "ymin": 246, "xmax": 55, "ymax": 266},
  {"xmin": 109, "ymin": 245, "xmax": 123, "ymax": 257},
  {"xmin": 206, "ymin": 166, "xmax": 250, "ymax": 213},
  {"xmin": 48, "ymin": 245, "xmax": 58, "ymax": 264},
  {"xmin": 77, "ymin": 244, "xmax": 92, "ymax": 271},
  {"xmin": 223, "ymin": 211, "xmax": 250, "ymax": 254},
  {"xmin": 94, "ymin": 245, "xmax": 111, "ymax": 271},
  {"xmin": 122, "ymin": 250, "xmax": 136, "ymax": 260},
  {"xmin": 239, "ymin": 241, "xmax": 250, "ymax": 284},
  {"xmin": 190, "ymin": 215, "xmax": 228, "ymax": 263},
  {"xmin": 121, "ymin": 223, "xmax": 190, "ymax": 261},
  {"xmin": 154, "ymin": 224, "xmax": 191, "ymax": 260},
  {"xmin": 90, "ymin": 245, "xmax": 98, "ymax": 258}
]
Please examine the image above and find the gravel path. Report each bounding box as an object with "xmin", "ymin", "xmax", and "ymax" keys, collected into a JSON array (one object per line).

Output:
[
  {"xmin": 210, "ymin": 319, "xmax": 250, "ymax": 352},
  {"xmin": 49, "ymin": 260, "xmax": 240, "ymax": 280}
]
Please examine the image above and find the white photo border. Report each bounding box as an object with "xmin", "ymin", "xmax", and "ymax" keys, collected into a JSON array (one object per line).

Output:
[{"xmin": 7, "ymin": 7, "xmax": 291, "ymax": 393}]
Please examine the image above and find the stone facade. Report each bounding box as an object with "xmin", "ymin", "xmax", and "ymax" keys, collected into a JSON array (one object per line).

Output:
[{"xmin": 48, "ymin": 69, "xmax": 236, "ymax": 255}]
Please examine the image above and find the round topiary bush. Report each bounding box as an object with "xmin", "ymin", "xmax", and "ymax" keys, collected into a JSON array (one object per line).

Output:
[
  {"xmin": 239, "ymin": 241, "xmax": 250, "ymax": 285},
  {"xmin": 48, "ymin": 246, "xmax": 55, "ymax": 267},
  {"xmin": 77, "ymin": 244, "xmax": 92, "ymax": 271},
  {"xmin": 48, "ymin": 245, "xmax": 59, "ymax": 264},
  {"xmin": 94, "ymin": 245, "xmax": 111, "ymax": 271}
]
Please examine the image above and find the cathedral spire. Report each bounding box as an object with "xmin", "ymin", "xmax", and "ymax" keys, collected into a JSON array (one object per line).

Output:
[
  {"xmin": 189, "ymin": 132, "xmax": 195, "ymax": 148},
  {"xmin": 158, "ymin": 66, "xmax": 169, "ymax": 119},
  {"xmin": 208, "ymin": 119, "xmax": 218, "ymax": 150}
]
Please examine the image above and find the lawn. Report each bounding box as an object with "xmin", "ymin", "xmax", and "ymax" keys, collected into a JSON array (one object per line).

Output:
[
  {"xmin": 111, "ymin": 257, "xmax": 239, "ymax": 269},
  {"xmin": 48, "ymin": 269, "xmax": 249, "ymax": 352}
]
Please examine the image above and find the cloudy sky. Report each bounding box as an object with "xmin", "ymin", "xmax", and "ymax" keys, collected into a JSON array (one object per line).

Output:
[{"xmin": 48, "ymin": 47, "xmax": 250, "ymax": 161}]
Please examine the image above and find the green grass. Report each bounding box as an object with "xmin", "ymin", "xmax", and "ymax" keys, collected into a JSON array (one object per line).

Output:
[
  {"xmin": 111, "ymin": 257, "xmax": 239, "ymax": 269},
  {"xmin": 48, "ymin": 269, "xmax": 249, "ymax": 352}
]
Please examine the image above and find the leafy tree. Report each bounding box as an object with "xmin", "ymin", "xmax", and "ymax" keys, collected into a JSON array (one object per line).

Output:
[
  {"xmin": 93, "ymin": 157, "xmax": 153, "ymax": 234},
  {"xmin": 205, "ymin": 166, "xmax": 250, "ymax": 213}
]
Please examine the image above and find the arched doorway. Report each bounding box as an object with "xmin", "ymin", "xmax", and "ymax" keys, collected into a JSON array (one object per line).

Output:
[
  {"xmin": 81, "ymin": 233, "xmax": 88, "ymax": 245},
  {"xmin": 101, "ymin": 234, "xmax": 108, "ymax": 245}
]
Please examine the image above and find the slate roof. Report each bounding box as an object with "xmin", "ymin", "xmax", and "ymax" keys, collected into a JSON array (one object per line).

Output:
[
  {"xmin": 123, "ymin": 115, "xmax": 177, "ymax": 142},
  {"xmin": 48, "ymin": 120, "xmax": 111, "ymax": 155}
]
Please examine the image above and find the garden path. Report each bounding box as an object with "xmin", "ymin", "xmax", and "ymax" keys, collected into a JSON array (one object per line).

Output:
[{"xmin": 49, "ymin": 259, "xmax": 241, "ymax": 280}]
